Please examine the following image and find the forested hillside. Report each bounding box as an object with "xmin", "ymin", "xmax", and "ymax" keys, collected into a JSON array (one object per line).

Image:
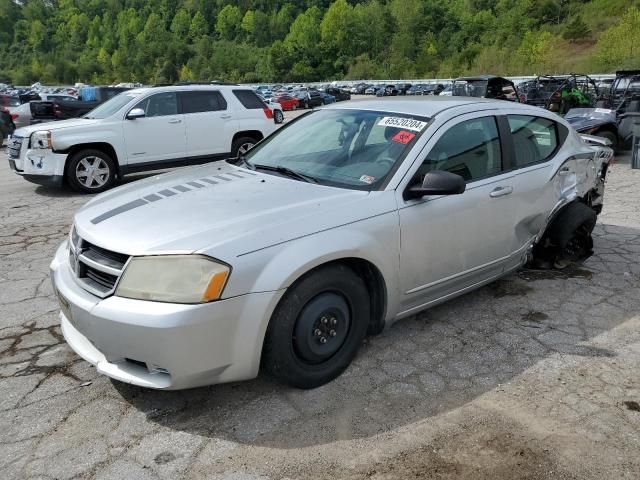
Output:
[{"xmin": 0, "ymin": 0, "xmax": 638, "ymax": 85}]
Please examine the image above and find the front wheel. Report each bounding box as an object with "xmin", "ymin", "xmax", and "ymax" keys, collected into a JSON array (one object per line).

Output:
[
  {"xmin": 274, "ymin": 109, "xmax": 284, "ymax": 124},
  {"xmin": 594, "ymin": 130, "xmax": 618, "ymax": 151},
  {"xmin": 65, "ymin": 149, "xmax": 116, "ymax": 193},
  {"xmin": 262, "ymin": 264, "xmax": 370, "ymax": 389},
  {"xmin": 231, "ymin": 136, "xmax": 257, "ymax": 158}
]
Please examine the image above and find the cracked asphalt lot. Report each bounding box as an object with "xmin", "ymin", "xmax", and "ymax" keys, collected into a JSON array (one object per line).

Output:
[{"xmin": 1, "ymin": 145, "xmax": 639, "ymax": 480}]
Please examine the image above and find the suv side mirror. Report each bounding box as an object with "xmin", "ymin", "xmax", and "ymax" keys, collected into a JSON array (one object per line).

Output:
[
  {"xmin": 126, "ymin": 108, "xmax": 145, "ymax": 120},
  {"xmin": 403, "ymin": 170, "xmax": 466, "ymax": 200}
]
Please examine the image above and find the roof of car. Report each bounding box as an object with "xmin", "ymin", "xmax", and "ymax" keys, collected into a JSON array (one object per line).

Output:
[
  {"xmin": 127, "ymin": 85, "xmax": 253, "ymax": 95},
  {"xmin": 323, "ymin": 96, "xmax": 540, "ymax": 117}
]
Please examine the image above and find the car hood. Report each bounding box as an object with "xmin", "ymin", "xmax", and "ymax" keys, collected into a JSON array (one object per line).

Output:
[
  {"xmin": 73, "ymin": 162, "xmax": 380, "ymax": 258},
  {"xmin": 565, "ymin": 108, "xmax": 617, "ymax": 132},
  {"xmin": 14, "ymin": 117, "xmax": 100, "ymax": 137}
]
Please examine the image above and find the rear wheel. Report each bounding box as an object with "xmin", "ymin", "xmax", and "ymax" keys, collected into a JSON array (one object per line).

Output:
[
  {"xmin": 231, "ymin": 136, "xmax": 257, "ymax": 158},
  {"xmin": 262, "ymin": 264, "xmax": 370, "ymax": 389},
  {"xmin": 65, "ymin": 149, "xmax": 116, "ymax": 194}
]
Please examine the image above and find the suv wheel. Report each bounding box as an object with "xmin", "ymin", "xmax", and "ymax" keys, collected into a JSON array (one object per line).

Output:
[
  {"xmin": 66, "ymin": 149, "xmax": 116, "ymax": 194},
  {"xmin": 231, "ymin": 136, "xmax": 257, "ymax": 158},
  {"xmin": 274, "ymin": 109, "xmax": 284, "ymax": 124},
  {"xmin": 262, "ymin": 264, "xmax": 370, "ymax": 389}
]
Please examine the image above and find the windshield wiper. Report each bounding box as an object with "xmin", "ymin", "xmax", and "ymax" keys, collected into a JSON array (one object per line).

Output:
[
  {"xmin": 253, "ymin": 164, "xmax": 318, "ymax": 183},
  {"xmin": 236, "ymin": 155, "xmax": 255, "ymax": 170}
]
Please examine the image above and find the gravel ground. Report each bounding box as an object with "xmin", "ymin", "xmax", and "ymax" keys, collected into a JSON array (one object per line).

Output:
[{"xmin": 0, "ymin": 124, "xmax": 639, "ymax": 479}]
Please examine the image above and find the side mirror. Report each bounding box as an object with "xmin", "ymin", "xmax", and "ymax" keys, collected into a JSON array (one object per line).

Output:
[
  {"xmin": 403, "ymin": 170, "xmax": 466, "ymax": 201},
  {"xmin": 126, "ymin": 108, "xmax": 145, "ymax": 120}
]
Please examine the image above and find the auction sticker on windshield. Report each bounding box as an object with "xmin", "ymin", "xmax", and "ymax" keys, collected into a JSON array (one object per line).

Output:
[{"xmin": 378, "ymin": 117, "xmax": 427, "ymax": 132}]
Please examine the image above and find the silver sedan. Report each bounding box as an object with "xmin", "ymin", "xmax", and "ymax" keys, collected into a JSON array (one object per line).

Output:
[{"xmin": 50, "ymin": 97, "xmax": 613, "ymax": 390}]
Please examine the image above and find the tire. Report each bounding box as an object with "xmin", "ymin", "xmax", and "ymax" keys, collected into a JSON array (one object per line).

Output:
[
  {"xmin": 274, "ymin": 109, "xmax": 284, "ymax": 124},
  {"xmin": 231, "ymin": 136, "xmax": 257, "ymax": 158},
  {"xmin": 65, "ymin": 149, "xmax": 116, "ymax": 194},
  {"xmin": 262, "ymin": 264, "xmax": 370, "ymax": 389},
  {"xmin": 533, "ymin": 202, "xmax": 597, "ymax": 269},
  {"xmin": 594, "ymin": 130, "xmax": 618, "ymax": 151}
]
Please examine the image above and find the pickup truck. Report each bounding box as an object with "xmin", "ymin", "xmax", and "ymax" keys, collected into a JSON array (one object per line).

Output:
[{"xmin": 30, "ymin": 86, "xmax": 130, "ymax": 124}]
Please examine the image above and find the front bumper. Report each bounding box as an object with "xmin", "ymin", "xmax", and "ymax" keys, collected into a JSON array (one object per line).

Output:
[
  {"xmin": 10, "ymin": 147, "xmax": 67, "ymax": 187},
  {"xmin": 50, "ymin": 242, "xmax": 285, "ymax": 390}
]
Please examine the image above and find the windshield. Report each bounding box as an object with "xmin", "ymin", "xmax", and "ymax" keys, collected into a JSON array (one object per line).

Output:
[
  {"xmin": 7, "ymin": 97, "xmax": 20, "ymax": 107},
  {"xmin": 452, "ymin": 80, "xmax": 487, "ymax": 97},
  {"xmin": 242, "ymin": 109, "xmax": 429, "ymax": 190},
  {"xmin": 84, "ymin": 93, "xmax": 141, "ymax": 119}
]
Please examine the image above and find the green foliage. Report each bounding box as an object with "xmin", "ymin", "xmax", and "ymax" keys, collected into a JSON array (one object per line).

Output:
[
  {"xmin": 0, "ymin": 0, "xmax": 635, "ymax": 85},
  {"xmin": 563, "ymin": 15, "xmax": 590, "ymax": 42}
]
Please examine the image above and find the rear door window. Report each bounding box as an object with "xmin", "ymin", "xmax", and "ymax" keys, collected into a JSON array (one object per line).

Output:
[
  {"xmin": 179, "ymin": 91, "xmax": 227, "ymax": 114},
  {"xmin": 233, "ymin": 90, "xmax": 266, "ymax": 109},
  {"xmin": 507, "ymin": 115, "xmax": 558, "ymax": 167}
]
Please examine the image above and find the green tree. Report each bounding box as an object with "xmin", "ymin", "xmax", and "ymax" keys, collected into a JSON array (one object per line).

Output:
[
  {"xmin": 189, "ymin": 11, "xmax": 208, "ymax": 40},
  {"xmin": 595, "ymin": 6, "xmax": 640, "ymax": 70},
  {"xmin": 215, "ymin": 5, "xmax": 242, "ymax": 41},
  {"xmin": 563, "ymin": 15, "xmax": 590, "ymax": 42}
]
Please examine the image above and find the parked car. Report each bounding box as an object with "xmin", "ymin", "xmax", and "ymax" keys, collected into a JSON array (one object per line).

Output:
[
  {"xmin": 8, "ymin": 85, "xmax": 277, "ymax": 193},
  {"xmin": 262, "ymin": 97, "xmax": 285, "ymax": 124},
  {"xmin": 0, "ymin": 94, "xmax": 21, "ymax": 108},
  {"xmin": 452, "ymin": 75, "xmax": 520, "ymax": 102},
  {"xmin": 320, "ymin": 92, "xmax": 336, "ymax": 104},
  {"xmin": 7, "ymin": 101, "xmax": 32, "ymax": 129},
  {"xmin": 364, "ymin": 86, "xmax": 379, "ymax": 95},
  {"xmin": 29, "ymin": 86, "xmax": 130, "ymax": 124},
  {"xmin": 51, "ymin": 97, "xmax": 612, "ymax": 390},
  {"xmin": 396, "ymin": 83, "xmax": 413, "ymax": 95},
  {"xmin": 295, "ymin": 89, "xmax": 324, "ymax": 109},
  {"xmin": 325, "ymin": 87, "xmax": 351, "ymax": 102},
  {"xmin": 274, "ymin": 94, "xmax": 299, "ymax": 111},
  {"xmin": 0, "ymin": 107, "xmax": 16, "ymax": 142}
]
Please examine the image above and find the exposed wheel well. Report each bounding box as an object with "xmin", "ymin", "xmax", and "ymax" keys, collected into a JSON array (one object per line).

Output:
[
  {"xmin": 62, "ymin": 143, "xmax": 120, "ymax": 175},
  {"xmin": 287, "ymin": 258, "xmax": 387, "ymax": 336},
  {"xmin": 232, "ymin": 130, "xmax": 264, "ymax": 146}
]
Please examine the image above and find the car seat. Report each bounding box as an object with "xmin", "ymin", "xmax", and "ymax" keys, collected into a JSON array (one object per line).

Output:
[{"xmin": 512, "ymin": 127, "xmax": 540, "ymax": 166}]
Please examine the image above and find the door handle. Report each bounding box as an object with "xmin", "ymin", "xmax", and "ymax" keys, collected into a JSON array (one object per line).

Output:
[
  {"xmin": 220, "ymin": 114, "xmax": 232, "ymax": 119},
  {"xmin": 558, "ymin": 167, "xmax": 571, "ymax": 176},
  {"xmin": 168, "ymin": 119, "xmax": 182, "ymax": 124},
  {"xmin": 489, "ymin": 186, "xmax": 513, "ymax": 198}
]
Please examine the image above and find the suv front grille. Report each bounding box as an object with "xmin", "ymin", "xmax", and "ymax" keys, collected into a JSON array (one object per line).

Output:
[
  {"xmin": 8, "ymin": 136, "xmax": 24, "ymax": 159},
  {"xmin": 69, "ymin": 228, "xmax": 130, "ymax": 298}
]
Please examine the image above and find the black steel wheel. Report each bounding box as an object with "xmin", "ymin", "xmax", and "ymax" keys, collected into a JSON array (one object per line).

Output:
[{"xmin": 262, "ymin": 264, "xmax": 370, "ymax": 389}]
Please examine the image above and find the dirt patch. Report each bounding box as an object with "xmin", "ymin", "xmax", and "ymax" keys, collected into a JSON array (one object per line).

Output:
[
  {"xmin": 521, "ymin": 310, "xmax": 549, "ymax": 323},
  {"xmin": 623, "ymin": 401, "xmax": 640, "ymax": 412},
  {"xmin": 490, "ymin": 280, "xmax": 533, "ymax": 298}
]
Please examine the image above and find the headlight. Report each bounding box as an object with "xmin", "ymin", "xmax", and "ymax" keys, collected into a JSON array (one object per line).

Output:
[
  {"xmin": 30, "ymin": 130, "xmax": 52, "ymax": 149},
  {"xmin": 115, "ymin": 255, "xmax": 230, "ymax": 304}
]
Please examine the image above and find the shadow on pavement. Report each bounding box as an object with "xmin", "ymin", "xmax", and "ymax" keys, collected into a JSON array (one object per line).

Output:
[{"xmin": 114, "ymin": 222, "xmax": 640, "ymax": 449}]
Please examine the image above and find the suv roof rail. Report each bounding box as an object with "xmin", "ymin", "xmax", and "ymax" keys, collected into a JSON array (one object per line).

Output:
[{"xmin": 172, "ymin": 81, "xmax": 239, "ymax": 86}]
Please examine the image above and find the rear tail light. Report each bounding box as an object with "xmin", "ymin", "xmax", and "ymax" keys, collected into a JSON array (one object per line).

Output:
[
  {"xmin": 11, "ymin": 113, "xmax": 18, "ymax": 120},
  {"xmin": 263, "ymin": 107, "xmax": 273, "ymax": 119}
]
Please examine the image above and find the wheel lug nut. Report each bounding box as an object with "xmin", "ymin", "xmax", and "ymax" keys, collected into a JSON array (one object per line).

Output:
[
  {"xmin": 320, "ymin": 337, "xmax": 327, "ymax": 344},
  {"xmin": 321, "ymin": 317, "xmax": 328, "ymax": 325},
  {"xmin": 330, "ymin": 317, "xmax": 337, "ymax": 326},
  {"xmin": 314, "ymin": 329, "xmax": 322, "ymax": 336},
  {"xmin": 329, "ymin": 329, "xmax": 336, "ymax": 337}
]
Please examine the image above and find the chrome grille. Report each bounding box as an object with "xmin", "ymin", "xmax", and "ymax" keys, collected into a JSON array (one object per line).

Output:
[
  {"xmin": 69, "ymin": 227, "xmax": 130, "ymax": 298},
  {"xmin": 7, "ymin": 136, "xmax": 24, "ymax": 159}
]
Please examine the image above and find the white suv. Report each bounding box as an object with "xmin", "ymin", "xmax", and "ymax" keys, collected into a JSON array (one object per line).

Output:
[{"xmin": 7, "ymin": 85, "xmax": 278, "ymax": 193}]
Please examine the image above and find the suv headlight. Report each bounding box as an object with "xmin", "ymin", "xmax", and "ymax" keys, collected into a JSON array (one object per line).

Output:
[
  {"xmin": 30, "ymin": 130, "xmax": 52, "ymax": 149},
  {"xmin": 115, "ymin": 255, "xmax": 230, "ymax": 304}
]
